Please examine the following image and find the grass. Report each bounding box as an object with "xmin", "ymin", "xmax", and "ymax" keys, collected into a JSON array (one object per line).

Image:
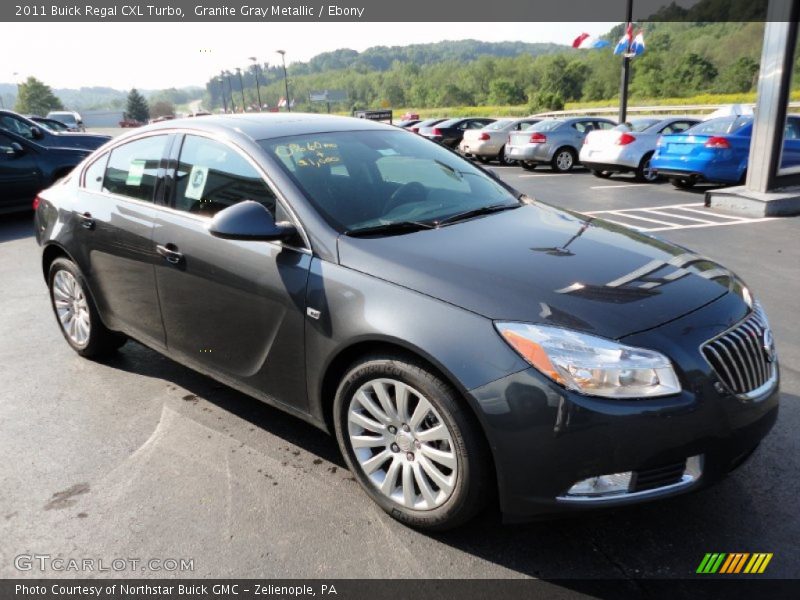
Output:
[{"xmin": 376, "ymin": 90, "xmax": 800, "ymax": 119}]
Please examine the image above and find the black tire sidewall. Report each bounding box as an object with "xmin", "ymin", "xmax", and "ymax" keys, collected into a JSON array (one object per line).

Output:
[
  {"xmin": 333, "ymin": 356, "xmax": 488, "ymax": 531},
  {"xmin": 48, "ymin": 257, "xmax": 123, "ymax": 357}
]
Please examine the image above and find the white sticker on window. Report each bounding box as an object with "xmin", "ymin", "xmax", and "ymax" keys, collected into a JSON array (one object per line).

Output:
[
  {"xmin": 185, "ymin": 165, "xmax": 209, "ymax": 201},
  {"xmin": 126, "ymin": 159, "xmax": 146, "ymax": 186}
]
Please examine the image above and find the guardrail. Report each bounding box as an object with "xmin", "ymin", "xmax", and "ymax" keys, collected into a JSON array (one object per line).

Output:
[{"xmin": 533, "ymin": 101, "xmax": 800, "ymax": 118}]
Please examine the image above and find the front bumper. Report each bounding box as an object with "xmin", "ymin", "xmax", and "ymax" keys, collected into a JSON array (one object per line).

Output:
[{"xmin": 467, "ymin": 293, "xmax": 779, "ymax": 520}]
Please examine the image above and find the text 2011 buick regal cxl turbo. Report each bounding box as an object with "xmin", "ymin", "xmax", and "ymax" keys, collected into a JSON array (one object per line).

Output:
[{"xmin": 34, "ymin": 114, "xmax": 779, "ymax": 530}]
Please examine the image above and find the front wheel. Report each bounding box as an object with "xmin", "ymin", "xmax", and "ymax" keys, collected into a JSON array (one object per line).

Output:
[
  {"xmin": 499, "ymin": 146, "xmax": 516, "ymax": 165},
  {"xmin": 48, "ymin": 257, "xmax": 126, "ymax": 358},
  {"xmin": 591, "ymin": 169, "xmax": 613, "ymax": 179},
  {"xmin": 333, "ymin": 355, "xmax": 490, "ymax": 531},
  {"xmin": 635, "ymin": 152, "xmax": 658, "ymax": 182},
  {"xmin": 551, "ymin": 147, "xmax": 577, "ymax": 173}
]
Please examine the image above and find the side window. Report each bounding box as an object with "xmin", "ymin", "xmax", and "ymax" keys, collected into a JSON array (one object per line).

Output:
[
  {"xmin": 0, "ymin": 132, "xmax": 16, "ymax": 153},
  {"xmin": 83, "ymin": 153, "xmax": 109, "ymax": 191},
  {"xmin": 572, "ymin": 121, "xmax": 593, "ymax": 133},
  {"xmin": 103, "ymin": 135, "xmax": 167, "ymax": 202},
  {"xmin": 662, "ymin": 121, "xmax": 694, "ymax": 134},
  {"xmin": 0, "ymin": 115, "xmax": 35, "ymax": 139},
  {"xmin": 595, "ymin": 121, "xmax": 615, "ymax": 130},
  {"xmin": 174, "ymin": 135, "xmax": 277, "ymax": 218}
]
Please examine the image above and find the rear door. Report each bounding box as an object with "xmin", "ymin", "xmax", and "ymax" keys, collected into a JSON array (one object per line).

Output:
[
  {"xmin": 152, "ymin": 133, "xmax": 311, "ymax": 411},
  {"xmin": 72, "ymin": 134, "xmax": 169, "ymax": 347}
]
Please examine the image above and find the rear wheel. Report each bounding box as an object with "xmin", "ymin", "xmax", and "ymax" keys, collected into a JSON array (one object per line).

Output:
[
  {"xmin": 48, "ymin": 257, "xmax": 126, "ymax": 358},
  {"xmin": 333, "ymin": 355, "xmax": 490, "ymax": 531},
  {"xmin": 521, "ymin": 161, "xmax": 537, "ymax": 171},
  {"xmin": 670, "ymin": 176, "xmax": 696, "ymax": 189},
  {"xmin": 635, "ymin": 152, "xmax": 658, "ymax": 182},
  {"xmin": 591, "ymin": 169, "xmax": 613, "ymax": 179},
  {"xmin": 551, "ymin": 147, "xmax": 577, "ymax": 173}
]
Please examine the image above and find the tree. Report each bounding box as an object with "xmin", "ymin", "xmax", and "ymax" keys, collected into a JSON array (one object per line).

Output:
[
  {"xmin": 14, "ymin": 77, "xmax": 63, "ymax": 115},
  {"xmin": 666, "ymin": 53, "xmax": 718, "ymax": 95},
  {"xmin": 488, "ymin": 78, "xmax": 525, "ymax": 105},
  {"xmin": 716, "ymin": 56, "xmax": 759, "ymax": 93},
  {"xmin": 126, "ymin": 89, "xmax": 149, "ymax": 122},
  {"xmin": 150, "ymin": 100, "xmax": 175, "ymax": 119}
]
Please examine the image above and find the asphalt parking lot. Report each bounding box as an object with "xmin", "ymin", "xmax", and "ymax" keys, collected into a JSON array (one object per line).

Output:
[{"xmin": 0, "ymin": 162, "xmax": 798, "ymax": 586}]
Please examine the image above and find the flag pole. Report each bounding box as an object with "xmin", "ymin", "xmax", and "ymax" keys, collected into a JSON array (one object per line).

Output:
[{"xmin": 619, "ymin": 0, "xmax": 634, "ymax": 124}]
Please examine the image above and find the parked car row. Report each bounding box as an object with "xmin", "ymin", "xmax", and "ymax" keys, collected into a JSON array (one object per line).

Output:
[{"xmin": 0, "ymin": 110, "xmax": 110, "ymax": 213}]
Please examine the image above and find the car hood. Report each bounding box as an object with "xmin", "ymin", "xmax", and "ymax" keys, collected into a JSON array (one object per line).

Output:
[
  {"xmin": 47, "ymin": 132, "xmax": 111, "ymax": 149},
  {"xmin": 337, "ymin": 203, "xmax": 746, "ymax": 339}
]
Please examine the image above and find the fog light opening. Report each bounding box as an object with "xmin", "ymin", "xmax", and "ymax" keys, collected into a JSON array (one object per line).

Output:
[{"xmin": 566, "ymin": 471, "xmax": 632, "ymax": 497}]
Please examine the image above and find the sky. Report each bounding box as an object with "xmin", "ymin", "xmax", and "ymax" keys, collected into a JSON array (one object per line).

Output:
[{"xmin": 2, "ymin": 22, "xmax": 616, "ymax": 90}]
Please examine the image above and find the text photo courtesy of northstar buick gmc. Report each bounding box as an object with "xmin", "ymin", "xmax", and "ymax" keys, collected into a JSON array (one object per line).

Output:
[{"xmin": 34, "ymin": 113, "xmax": 779, "ymax": 530}]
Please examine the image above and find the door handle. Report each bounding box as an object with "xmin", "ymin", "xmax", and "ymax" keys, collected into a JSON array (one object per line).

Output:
[
  {"xmin": 156, "ymin": 243, "xmax": 184, "ymax": 265},
  {"xmin": 79, "ymin": 212, "xmax": 95, "ymax": 230}
]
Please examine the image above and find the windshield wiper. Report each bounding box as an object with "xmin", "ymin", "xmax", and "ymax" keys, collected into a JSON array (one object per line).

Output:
[
  {"xmin": 434, "ymin": 203, "xmax": 520, "ymax": 226},
  {"xmin": 344, "ymin": 220, "xmax": 436, "ymax": 237}
]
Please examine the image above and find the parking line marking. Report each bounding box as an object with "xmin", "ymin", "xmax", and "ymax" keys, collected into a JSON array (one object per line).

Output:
[
  {"xmin": 671, "ymin": 206, "xmax": 744, "ymax": 220},
  {"xmin": 596, "ymin": 212, "xmax": 678, "ymax": 226},
  {"xmin": 585, "ymin": 202, "xmax": 705, "ymax": 214},
  {"xmin": 645, "ymin": 210, "xmax": 716, "ymax": 224},
  {"xmin": 517, "ymin": 173, "xmax": 566, "ymax": 178},
  {"xmin": 645, "ymin": 218, "xmax": 776, "ymax": 232},
  {"xmin": 589, "ymin": 184, "xmax": 643, "ymax": 189}
]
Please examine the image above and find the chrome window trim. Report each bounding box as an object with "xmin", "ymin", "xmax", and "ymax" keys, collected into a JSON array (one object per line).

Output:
[{"xmin": 77, "ymin": 127, "xmax": 313, "ymax": 254}]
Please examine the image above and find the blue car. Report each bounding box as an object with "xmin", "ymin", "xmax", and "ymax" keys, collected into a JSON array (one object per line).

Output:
[{"xmin": 651, "ymin": 114, "xmax": 800, "ymax": 189}]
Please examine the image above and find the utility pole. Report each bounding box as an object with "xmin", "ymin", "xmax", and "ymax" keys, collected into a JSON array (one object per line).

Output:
[
  {"xmin": 249, "ymin": 57, "xmax": 263, "ymax": 111},
  {"xmin": 277, "ymin": 50, "xmax": 291, "ymax": 112},
  {"xmin": 619, "ymin": 0, "xmax": 634, "ymax": 124},
  {"xmin": 226, "ymin": 73, "xmax": 236, "ymax": 112},
  {"xmin": 236, "ymin": 68, "xmax": 246, "ymax": 111},
  {"xmin": 217, "ymin": 75, "xmax": 228, "ymax": 113}
]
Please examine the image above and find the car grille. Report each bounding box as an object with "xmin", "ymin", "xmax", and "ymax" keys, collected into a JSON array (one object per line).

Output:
[
  {"xmin": 631, "ymin": 460, "xmax": 686, "ymax": 492},
  {"xmin": 702, "ymin": 310, "xmax": 775, "ymax": 397}
]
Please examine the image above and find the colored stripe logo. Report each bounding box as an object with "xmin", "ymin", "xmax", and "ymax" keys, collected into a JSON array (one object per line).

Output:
[{"xmin": 696, "ymin": 553, "xmax": 773, "ymax": 574}]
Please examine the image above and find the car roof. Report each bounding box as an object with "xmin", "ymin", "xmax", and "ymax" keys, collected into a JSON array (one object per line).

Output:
[{"xmin": 138, "ymin": 112, "xmax": 397, "ymax": 141}]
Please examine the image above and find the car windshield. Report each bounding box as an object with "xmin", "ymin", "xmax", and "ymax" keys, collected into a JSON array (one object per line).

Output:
[
  {"xmin": 687, "ymin": 116, "xmax": 752, "ymax": 135},
  {"xmin": 529, "ymin": 120, "xmax": 564, "ymax": 132},
  {"xmin": 259, "ymin": 129, "xmax": 519, "ymax": 233},
  {"xmin": 50, "ymin": 113, "xmax": 77, "ymax": 124},
  {"xmin": 615, "ymin": 118, "xmax": 660, "ymax": 132},
  {"xmin": 485, "ymin": 119, "xmax": 513, "ymax": 131}
]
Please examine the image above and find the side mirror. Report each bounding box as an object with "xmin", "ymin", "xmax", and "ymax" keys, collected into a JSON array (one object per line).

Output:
[
  {"xmin": 209, "ymin": 200, "xmax": 297, "ymax": 242},
  {"xmin": 30, "ymin": 126, "xmax": 44, "ymax": 140}
]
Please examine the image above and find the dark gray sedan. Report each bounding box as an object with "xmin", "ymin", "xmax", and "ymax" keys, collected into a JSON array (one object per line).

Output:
[{"xmin": 34, "ymin": 114, "xmax": 779, "ymax": 530}]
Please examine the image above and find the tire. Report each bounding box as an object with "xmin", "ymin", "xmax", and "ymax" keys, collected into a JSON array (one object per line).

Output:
[
  {"xmin": 670, "ymin": 176, "xmax": 696, "ymax": 190},
  {"xmin": 333, "ymin": 354, "xmax": 490, "ymax": 531},
  {"xmin": 476, "ymin": 156, "xmax": 489, "ymax": 164},
  {"xmin": 635, "ymin": 152, "xmax": 658, "ymax": 183},
  {"xmin": 521, "ymin": 161, "xmax": 537, "ymax": 171},
  {"xmin": 499, "ymin": 146, "xmax": 516, "ymax": 165},
  {"xmin": 591, "ymin": 169, "xmax": 613, "ymax": 179},
  {"xmin": 48, "ymin": 257, "xmax": 126, "ymax": 358},
  {"xmin": 551, "ymin": 147, "xmax": 577, "ymax": 173}
]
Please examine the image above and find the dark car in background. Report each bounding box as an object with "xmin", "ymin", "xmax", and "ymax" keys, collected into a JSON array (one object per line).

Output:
[
  {"xmin": 29, "ymin": 116, "xmax": 71, "ymax": 132},
  {"xmin": 0, "ymin": 110, "xmax": 110, "ymax": 151},
  {"xmin": 0, "ymin": 128, "xmax": 92, "ymax": 213},
  {"xmin": 34, "ymin": 114, "xmax": 778, "ymax": 530},
  {"xmin": 419, "ymin": 117, "xmax": 496, "ymax": 149},
  {"xmin": 397, "ymin": 119, "xmax": 422, "ymax": 129},
  {"xmin": 411, "ymin": 117, "xmax": 449, "ymax": 135}
]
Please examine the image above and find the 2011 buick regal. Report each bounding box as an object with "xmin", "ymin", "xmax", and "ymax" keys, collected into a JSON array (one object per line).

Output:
[{"xmin": 34, "ymin": 114, "xmax": 779, "ymax": 530}]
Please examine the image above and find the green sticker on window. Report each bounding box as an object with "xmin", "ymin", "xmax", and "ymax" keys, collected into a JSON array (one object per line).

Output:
[{"xmin": 126, "ymin": 159, "xmax": 146, "ymax": 186}]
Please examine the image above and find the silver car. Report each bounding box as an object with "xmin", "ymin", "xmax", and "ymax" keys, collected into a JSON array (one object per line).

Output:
[
  {"xmin": 46, "ymin": 111, "xmax": 86, "ymax": 132},
  {"xmin": 506, "ymin": 117, "xmax": 617, "ymax": 172},
  {"xmin": 458, "ymin": 118, "xmax": 541, "ymax": 164},
  {"xmin": 580, "ymin": 116, "xmax": 701, "ymax": 182}
]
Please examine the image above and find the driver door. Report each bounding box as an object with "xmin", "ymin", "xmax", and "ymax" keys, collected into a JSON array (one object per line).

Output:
[{"xmin": 152, "ymin": 134, "xmax": 312, "ymax": 411}]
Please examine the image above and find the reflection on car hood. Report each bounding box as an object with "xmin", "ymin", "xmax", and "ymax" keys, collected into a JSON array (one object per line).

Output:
[
  {"xmin": 337, "ymin": 203, "xmax": 747, "ymax": 339},
  {"xmin": 48, "ymin": 132, "xmax": 111, "ymax": 149}
]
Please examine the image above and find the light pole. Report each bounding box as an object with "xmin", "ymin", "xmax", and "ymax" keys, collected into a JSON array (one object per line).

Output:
[
  {"xmin": 225, "ymin": 72, "xmax": 236, "ymax": 112},
  {"xmin": 618, "ymin": 0, "xmax": 634, "ymax": 124},
  {"xmin": 277, "ymin": 50, "xmax": 290, "ymax": 112},
  {"xmin": 236, "ymin": 67, "xmax": 246, "ymax": 111},
  {"xmin": 248, "ymin": 57, "xmax": 263, "ymax": 111},
  {"xmin": 217, "ymin": 76, "xmax": 228, "ymax": 113}
]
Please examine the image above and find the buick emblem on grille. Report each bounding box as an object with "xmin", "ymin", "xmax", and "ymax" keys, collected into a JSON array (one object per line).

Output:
[{"xmin": 763, "ymin": 329, "xmax": 776, "ymax": 363}]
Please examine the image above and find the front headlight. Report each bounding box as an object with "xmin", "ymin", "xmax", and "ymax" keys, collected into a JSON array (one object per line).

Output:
[{"xmin": 495, "ymin": 322, "xmax": 681, "ymax": 399}]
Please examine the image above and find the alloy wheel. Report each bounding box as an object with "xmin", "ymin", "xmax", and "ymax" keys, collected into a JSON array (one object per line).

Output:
[
  {"xmin": 347, "ymin": 378, "xmax": 458, "ymax": 510},
  {"xmin": 52, "ymin": 270, "xmax": 91, "ymax": 346},
  {"xmin": 641, "ymin": 158, "xmax": 657, "ymax": 182},
  {"xmin": 555, "ymin": 150, "xmax": 574, "ymax": 171}
]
